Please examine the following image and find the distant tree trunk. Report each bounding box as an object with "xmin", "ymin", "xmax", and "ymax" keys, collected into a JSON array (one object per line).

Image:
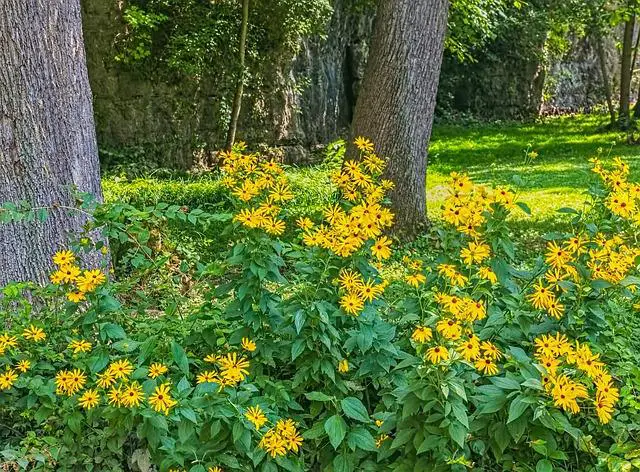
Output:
[
  {"xmin": 596, "ymin": 36, "xmax": 616, "ymax": 125},
  {"xmin": 226, "ymin": 0, "xmax": 250, "ymax": 151},
  {"xmin": 619, "ymin": 15, "xmax": 636, "ymax": 128},
  {"xmin": 0, "ymin": 0, "xmax": 103, "ymax": 285},
  {"xmin": 350, "ymin": 0, "xmax": 449, "ymax": 236}
]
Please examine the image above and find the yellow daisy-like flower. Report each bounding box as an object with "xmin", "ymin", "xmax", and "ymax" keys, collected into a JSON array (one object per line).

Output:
[
  {"xmin": 78, "ymin": 389, "xmax": 100, "ymax": 409},
  {"xmin": 218, "ymin": 353, "xmax": 250, "ymax": 384},
  {"xmin": 108, "ymin": 359, "xmax": 134, "ymax": 380},
  {"xmin": 107, "ymin": 386, "xmax": 124, "ymax": 407},
  {"xmin": 59, "ymin": 265, "xmax": 81, "ymax": 283},
  {"xmin": 338, "ymin": 359, "xmax": 349, "ymax": 373},
  {"xmin": 22, "ymin": 325, "xmax": 46, "ymax": 342},
  {"xmin": 197, "ymin": 370, "xmax": 220, "ymax": 384},
  {"xmin": 148, "ymin": 383, "xmax": 177, "ymax": 415},
  {"xmin": 354, "ymin": 136, "xmax": 374, "ymax": 153},
  {"xmin": 148, "ymin": 363, "xmax": 168, "ymax": 379},
  {"xmin": 96, "ymin": 371, "xmax": 116, "ymax": 389},
  {"xmin": 0, "ymin": 368, "xmax": 18, "ymax": 390},
  {"xmin": 208, "ymin": 467, "xmax": 224, "ymax": 472},
  {"xmin": 436, "ymin": 319, "xmax": 462, "ymax": 340},
  {"xmin": 405, "ymin": 273, "xmax": 426, "ymax": 287},
  {"xmin": 76, "ymin": 269, "xmax": 106, "ymax": 293},
  {"xmin": 67, "ymin": 291, "xmax": 86, "ymax": 303},
  {"xmin": 16, "ymin": 360, "xmax": 31, "ymax": 373},
  {"xmin": 475, "ymin": 357, "xmax": 499, "ymax": 375},
  {"xmin": 204, "ymin": 353, "xmax": 220, "ymax": 364},
  {"xmin": 426, "ymin": 346, "xmax": 449, "ymax": 364},
  {"xmin": 340, "ymin": 293, "xmax": 364, "ymax": 316},
  {"xmin": 411, "ymin": 326, "xmax": 432, "ymax": 344},
  {"xmin": 296, "ymin": 217, "xmax": 314, "ymax": 231},
  {"xmin": 53, "ymin": 250, "xmax": 75, "ymax": 266},
  {"xmin": 121, "ymin": 382, "xmax": 144, "ymax": 408},
  {"xmin": 245, "ymin": 405, "xmax": 268, "ymax": 430},
  {"xmin": 241, "ymin": 338, "xmax": 257, "ymax": 352},
  {"xmin": 371, "ymin": 236, "xmax": 392, "ymax": 260},
  {"xmin": 68, "ymin": 339, "xmax": 92, "ymax": 354}
]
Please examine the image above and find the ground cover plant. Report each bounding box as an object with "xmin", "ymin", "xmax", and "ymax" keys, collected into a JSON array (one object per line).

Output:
[{"xmin": 2, "ymin": 138, "xmax": 640, "ymax": 471}]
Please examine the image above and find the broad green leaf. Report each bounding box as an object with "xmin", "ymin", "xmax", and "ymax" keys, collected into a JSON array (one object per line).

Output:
[
  {"xmin": 324, "ymin": 415, "xmax": 347, "ymax": 449},
  {"xmin": 341, "ymin": 397, "xmax": 370, "ymax": 423}
]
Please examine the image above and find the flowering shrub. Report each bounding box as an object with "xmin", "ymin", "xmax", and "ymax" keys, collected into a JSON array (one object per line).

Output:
[{"xmin": 1, "ymin": 141, "xmax": 640, "ymax": 471}]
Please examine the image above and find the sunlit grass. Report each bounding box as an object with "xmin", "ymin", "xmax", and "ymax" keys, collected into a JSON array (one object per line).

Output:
[{"xmin": 427, "ymin": 114, "xmax": 640, "ymax": 226}]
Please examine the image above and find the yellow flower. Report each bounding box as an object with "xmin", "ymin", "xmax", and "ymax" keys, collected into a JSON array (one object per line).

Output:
[
  {"xmin": 296, "ymin": 217, "xmax": 314, "ymax": 231},
  {"xmin": 411, "ymin": 326, "xmax": 433, "ymax": 344},
  {"xmin": 78, "ymin": 389, "xmax": 100, "ymax": 409},
  {"xmin": 405, "ymin": 273, "xmax": 426, "ymax": 287},
  {"xmin": 53, "ymin": 250, "xmax": 76, "ymax": 266},
  {"xmin": 67, "ymin": 291, "xmax": 86, "ymax": 303},
  {"xmin": 107, "ymin": 386, "xmax": 124, "ymax": 406},
  {"xmin": 50, "ymin": 270, "xmax": 65, "ymax": 284},
  {"xmin": 204, "ymin": 353, "xmax": 220, "ymax": 364},
  {"xmin": 340, "ymin": 293, "xmax": 364, "ymax": 316},
  {"xmin": 208, "ymin": 467, "xmax": 224, "ymax": 472},
  {"xmin": 16, "ymin": 360, "xmax": 31, "ymax": 373},
  {"xmin": 338, "ymin": 359, "xmax": 349, "ymax": 373},
  {"xmin": 475, "ymin": 357, "xmax": 498, "ymax": 375},
  {"xmin": 218, "ymin": 352, "xmax": 250, "ymax": 384},
  {"xmin": 436, "ymin": 319, "xmax": 462, "ymax": 340},
  {"xmin": 375, "ymin": 419, "xmax": 384, "ymax": 427},
  {"xmin": 197, "ymin": 370, "xmax": 220, "ymax": 384},
  {"xmin": 148, "ymin": 363, "xmax": 168, "ymax": 379},
  {"xmin": 68, "ymin": 339, "xmax": 92, "ymax": 354},
  {"xmin": 338, "ymin": 269, "xmax": 363, "ymax": 291},
  {"xmin": 241, "ymin": 338, "xmax": 257, "ymax": 352},
  {"xmin": 245, "ymin": 405, "xmax": 268, "ymax": 430},
  {"xmin": 376, "ymin": 434, "xmax": 390, "ymax": 448},
  {"xmin": 108, "ymin": 359, "xmax": 134, "ymax": 380},
  {"xmin": 76, "ymin": 269, "xmax": 106, "ymax": 293},
  {"xmin": 457, "ymin": 338, "xmax": 481, "ymax": 361},
  {"xmin": 0, "ymin": 368, "xmax": 18, "ymax": 390},
  {"xmin": 121, "ymin": 382, "xmax": 144, "ymax": 408},
  {"xmin": 148, "ymin": 383, "xmax": 177, "ymax": 415},
  {"xmin": 478, "ymin": 266, "xmax": 498, "ymax": 284},
  {"xmin": 545, "ymin": 241, "xmax": 571, "ymax": 269},
  {"xmin": 96, "ymin": 371, "xmax": 116, "ymax": 389},
  {"xmin": 371, "ymin": 236, "xmax": 392, "ymax": 260},
  {"xmin": 57, "ymin": 368, "xmax": 86, "ymax": 395},
  {"xmin": 480, "ymin": 341, "xmax": 502, "ymax": 360},
  {"xmin": 22, "ymin": 325, "xmax": 46, "ymax": 342},
  {"xmin": 354, "ymin": 136, "xmax": 374, "ymax": 153},
  {"xmin": 59, "ymin": 264, "xmax": 81, "ymax": 283},
  {"xmin": 426, "ymin": 346, "xmax": 449, "ymax": 364},
  {"xmin": 460, "ymin": 241, "xmax": 491, "ymax": 266}
]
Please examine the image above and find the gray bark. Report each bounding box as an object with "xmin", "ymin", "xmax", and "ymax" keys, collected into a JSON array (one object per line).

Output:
[
  {"xmin": 0, "ymin": 0, "xmax": 103, "ymax": 285},
  {"xmin": 619, "ymin": 16, "xmax": 635, "ymax": 128},
  {"xmin": 350, "ymin": 0, "xmax": 449, "ymax": 236}
]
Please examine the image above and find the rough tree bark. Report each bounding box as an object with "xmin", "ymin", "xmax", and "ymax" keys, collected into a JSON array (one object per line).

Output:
[
  {"xmin": 0, "ymin": 0, "xmax": 103, "ymax": 285},
  {"xmin": 349, "ymin": 0, "xmax": 449, "ymax": 236},
  {"xmin": 595, "ymin": 36, "xmax": 616, "ymax": 125},
  {"xmin": 226, "ymin": 0, "xmax": 250, "ymax": 150},
  {"xmin": 619, "ymin": 15, "xmax": 636, "ymax": 128}
]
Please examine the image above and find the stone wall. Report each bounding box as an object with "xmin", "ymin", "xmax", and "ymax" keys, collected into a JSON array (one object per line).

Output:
[{"xmin": 81, "ymin": 0, "xmax": 372, "ymax": 169}]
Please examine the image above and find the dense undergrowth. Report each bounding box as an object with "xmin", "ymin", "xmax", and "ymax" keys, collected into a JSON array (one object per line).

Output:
[{"xmin": 2, "ymin": 137, "xmax": 640, "ymax": 471}]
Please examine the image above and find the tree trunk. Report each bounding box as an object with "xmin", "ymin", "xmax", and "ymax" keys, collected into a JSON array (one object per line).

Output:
[
  {"xmin": 595, "ymin": 36, "xmax": 616, "ymax": 125},
  {"xmin": 226, "ymin": 0, "xmax": 250, "ymax": 151},
  {"xmin": 0, "ymin": 0, "xmax": 103, "ymax": 285},
  {"xmin": 349, "ymin": 0, "xmax": 449, "ymax": 236},
  {"xmin": 619, "ymin": 15, "xmax": 635, "ymax": 128}
]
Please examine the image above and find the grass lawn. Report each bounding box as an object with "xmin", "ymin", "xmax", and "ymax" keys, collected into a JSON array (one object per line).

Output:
[{"xmin": 428, "ymin": 114, "xmax": 640, "ymax": 223}]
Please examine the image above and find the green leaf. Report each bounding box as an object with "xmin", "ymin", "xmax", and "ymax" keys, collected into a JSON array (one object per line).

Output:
[
  {"xmin": 305, "ymin": 391, "xmax": 333, "ymax": 402},
  {"xmin": 341, "ymin": 397, "xmax": 370, "ymax": 423},
  {"xmin": 450, "ymin": 401, "xmax": 469, "ymax": 429},
  {"xmin": 347, "ymin": 427, "xmax": 377, "ymax": 452},
  {"xmin": 324, "ymin": 414, "xmax": 347, "ymax": 449},
  {"xmin": 448, "ymin": 421, "xmax": 467, "ymax": 447},
  {"xmin": 516, "ymin": 201, "xmax": 531, "ymax": 215},
  {"xmin": 333, "ymin": 454, "xmax": 352, "ymax": 472},
  {"xmin": 507, "ymin": 396, "xmax": 529, "ymax": 424},
  {"xmin": 536, "ymin": 459, "xmax": 553, "ymax": 472},
  {"xmin": 101, "ymin": 323, "xmax": 126, "ymax": 340},
  {"xmin": 171, "ymin": 342, "xmax": 189, "ymax": 374}
]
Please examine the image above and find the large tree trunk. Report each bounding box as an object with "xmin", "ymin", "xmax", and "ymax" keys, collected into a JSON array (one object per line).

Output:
[
  {"xmin": 619, "ymin": 15, "xmax": 636, "ymax": 128},
  {"xmin": 0, "ymin": 0, "xmax": 103, "ymax": 285},
  {"xmin": 350, "ymin": 0, "xmax": 449, "ymax": 236}
]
